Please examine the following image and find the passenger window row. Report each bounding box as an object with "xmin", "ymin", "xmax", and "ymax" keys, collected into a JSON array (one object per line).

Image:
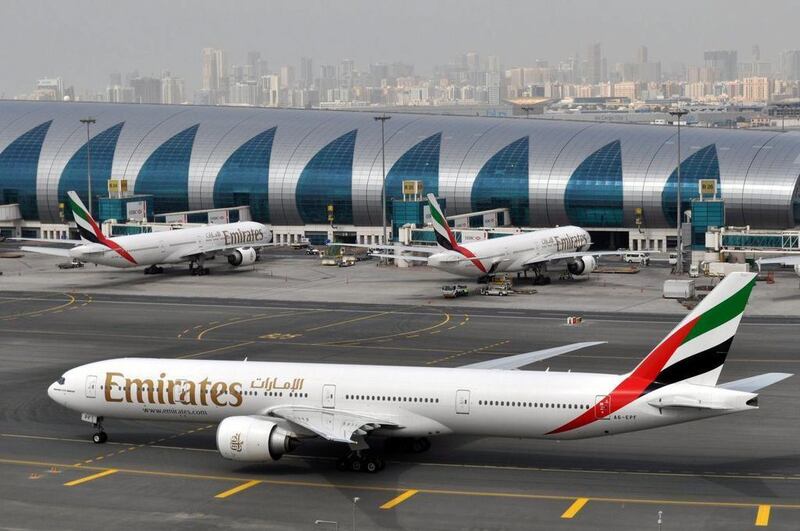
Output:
[
  {"xmin": 345, "ymin": 394, "xmax": 439, "ymax": 404},
  {"xmin": 477, "ymin": 400, "xmax": 591, "ymax": 410}
]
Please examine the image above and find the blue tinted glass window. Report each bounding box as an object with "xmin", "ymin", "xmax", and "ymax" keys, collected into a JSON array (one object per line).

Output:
[
  {"xmin": 134, "ymin": 124, "xmax": 199, "ymax": 214},
  {"xmin": 471, "ymin": 136, "xmax": 530, "ymax": 226},
  {"xmin": 0, "ymin": 121, "xmax": 51, "ymax": 220},
  {"xmin": 661, "ymin": 144, "xmax": 720, "ymax": 227},
  {"xmin": 385, "ymin": 133, "xmax": 441, "ymax": 218},
  {"xmin": 564, "ymin": 140, "xmax": 623, "ymax": 227},
  {"xmin": 213, "ymin": 127, "xmax": 276, "ymax": 223},
  {"xmin": 296, "ymin": 129, "xmax": 357, "ymax": 224},
  {"xmin": 59, "ymin": 122, "xmax": 124, "ymax": 219}
]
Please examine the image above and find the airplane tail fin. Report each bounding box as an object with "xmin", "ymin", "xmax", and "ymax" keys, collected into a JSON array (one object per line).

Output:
[
  {"xmin": 67, "ymin": 191, "xmax": 103, "ymax": 244},
  {"xmin": 427, "ymin": 193, "xmax": 458, "ymax": 251},
  {"xmin": 629, "ymin": 272, "xmax": 757, "ymax": 391}
]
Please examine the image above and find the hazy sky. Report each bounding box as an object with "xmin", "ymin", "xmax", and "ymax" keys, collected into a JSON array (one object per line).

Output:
[{"xmin": 2, "ymin": 0, "xmax": 799, "ymax": 96}]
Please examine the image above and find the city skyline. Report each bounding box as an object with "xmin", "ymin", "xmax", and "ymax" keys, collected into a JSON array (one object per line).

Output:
[{"xmin": 3, "ymin": 0, "xmax": 800, "ymax": 98}]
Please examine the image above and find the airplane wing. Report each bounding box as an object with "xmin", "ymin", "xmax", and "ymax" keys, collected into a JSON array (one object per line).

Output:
[
  {"xmin": 459, "ymin": 341, "xmax": 607, "ymax": 370},
  {"xmin": 756, "ymin": 255, "xmax": 800, "ymax": 269},
  {"xmin": 269, "ymin": 406, "xmax": 400, "ymax": 444},
  {"xmin": 718, "ymin": 373, "xmax": 793, "ymax": 392},
  {"xmin": 11, "ymin": 237, "xmax": 83, "ymax": 245},
  {"xmin": 20, "ymin": 246, "xmax": 73, "ymax": 258},
  {"xmin": 541, "ymin": 250, "xmax": 629, "ymax": 263}
]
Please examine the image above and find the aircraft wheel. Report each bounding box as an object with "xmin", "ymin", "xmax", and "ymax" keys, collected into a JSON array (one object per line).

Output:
[
  {"xmin": 92, "ymin": 432, "xmax": 107, "ymax": 444},
  {"xmin": 349, "ymin": 458, "xmax": 362, "ymax": 472},
  {"xmin": 364, "ymin": 457, "xmax": 379, "ymax": 473}
]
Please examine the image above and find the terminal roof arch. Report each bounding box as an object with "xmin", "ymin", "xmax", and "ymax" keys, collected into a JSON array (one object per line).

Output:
[
  {"xmin": 564, "ymin": 139, "xmax": 623, "ymax": 227},
  {"xmin": 213, "ymin": 127, "xmax": 276, "ymax": 223},
  {"xmin": 385, "ymin": 132, "xmax": 441, "ymax": 216},
  {"xmin": 0, "ymin": 121, "xmax": 52, "ymax": 220},
  {"xmin": 296, "ymin": 129, "xmax": 357, "ymax": 224},
  {"xmin": 470, "ymin": 136, "xmax": 530, "ymax": 225},
  {"xmin": 661, "ymin": 144, "xmax": 720, "ymax": 228},
  {"xmin": 58, "ymin": 122, "xmax": 124, "ymax": 219},
  {"xmin": 134, "ymin": 124, "xmax": 200, "ymax": 214}
]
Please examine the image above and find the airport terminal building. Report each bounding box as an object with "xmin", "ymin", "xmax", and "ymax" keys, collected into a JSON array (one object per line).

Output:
[{"xmin": 1, "ymin": 100, "xmax": 799, "ymax": 247}]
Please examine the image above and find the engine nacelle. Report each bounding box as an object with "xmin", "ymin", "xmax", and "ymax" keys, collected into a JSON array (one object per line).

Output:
[
  {"xmin": 227, "ymin": 247, "xmax": 257, "ymax": 267},
  {"xmin": 567, "ymin": 255, "xmax": 596, "ymax": 277},
  {"xmin": 216, "ymin": 416, "xmax": 298, "ymax": 461}
]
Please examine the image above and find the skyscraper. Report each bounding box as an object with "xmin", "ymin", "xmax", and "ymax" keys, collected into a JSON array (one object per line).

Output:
[
  {"xmin": 704, "ymin": 50, "xmax": 738, "ymax": 81},
  {"xmin": 585, "ymin": 43, "xmax": 603, "ymax": 84},
  {"xmin": 300, "ymin": 57, "xmax": 314, "ymax": 88}
]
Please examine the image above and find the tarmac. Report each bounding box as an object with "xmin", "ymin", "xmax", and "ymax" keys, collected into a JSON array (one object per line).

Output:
[{"xmin": 0, "ymin": 247, "xmax": 798, "ymax": 530}]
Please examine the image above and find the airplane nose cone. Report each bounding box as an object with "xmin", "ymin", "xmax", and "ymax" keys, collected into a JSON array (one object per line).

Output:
[{"xmin": 47, "ymin": 382, "xmax": 56, "ymax": 401}]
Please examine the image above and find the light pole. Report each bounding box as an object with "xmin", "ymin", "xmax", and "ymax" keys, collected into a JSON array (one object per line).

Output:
[
  {"xmin": 79, "ymin": 117, "xmax": 96, "ymax": 216},
  {"xmin": 669, "ymin": 109, "xmax": 688, "ymax": 275},
  {"xmin": 374, "ymin": 115, "xmax": 391, "ymax": 245},
  {"xmin": 352, "ymin": 496, "xmax": 360, "ymax": 531}
]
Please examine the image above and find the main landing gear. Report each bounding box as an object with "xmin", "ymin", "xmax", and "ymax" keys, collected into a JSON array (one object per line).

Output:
[
  {"xmin": 336, "ymin": 450, "xmax": 385, "ymax": 473},
  {"xmin": 189, "ymin": 261, "xmax": 210, "ymax": 276},
  {"xmin": 91, "ymin": 417, "xmax": 107, "ymax": 444},
  {"xmin": 144, "ymin": 265, "xmax": 164, "ymax": 275}
]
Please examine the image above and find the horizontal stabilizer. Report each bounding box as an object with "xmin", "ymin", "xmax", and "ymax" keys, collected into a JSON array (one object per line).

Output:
[
  {"xmin": 647, "ymin": 395, "xmax": 731, "ymax": 410},
  {"xmin": 718, "ymin": 373, "xmax": 793, "ymax": 393},
  {"xmin": 20, "ymin": 246, "xmax": 72, "ymax": 258},
  {"xmin": 460, "ymin": 341, "xmax": 607, "ymax": 370}
]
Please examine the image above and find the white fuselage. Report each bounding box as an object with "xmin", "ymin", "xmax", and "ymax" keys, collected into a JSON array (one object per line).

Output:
[
  {"xmin": 48, "ymin": 358, "xmax": 754, "ymax": 441},
  {"xmin": 428, "ymin": 226, "xmax": 591, "ymax": 277},
  {"xmin": 69, "ymin": 222, "xmax": 270, "ymax": 268}
]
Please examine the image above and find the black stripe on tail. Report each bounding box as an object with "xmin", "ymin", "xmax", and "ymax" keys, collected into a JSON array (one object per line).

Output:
[
  {"xmin": 78, "ymin": 225, "xmax": 101, "ymax": 244},
  {"xmin": 435, "ymin": 231, "xmax": 454, "ymax": 250},
  {"xmin": 643, "ymin": 337, "xmax": 734, "ymax": 394}
]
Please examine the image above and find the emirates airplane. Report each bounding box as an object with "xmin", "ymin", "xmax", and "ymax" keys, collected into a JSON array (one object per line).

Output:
[
  {"xmin": 371, "ymin": 194, "xmax": 625, "ymax": 280},
  {"xmin": 21, "ymin": 191, "xmax": 272, "ymax": 275},
  {"xmin": 47, "ymin": 272, "xmax": 790, "ymax": 473}
]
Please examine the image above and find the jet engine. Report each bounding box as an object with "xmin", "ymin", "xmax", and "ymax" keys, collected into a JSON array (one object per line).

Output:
[
  {"xmin": 216, "ymin": 416, "xmax": 299, "ymax": 461},
  {"xmin": 567, "ymin": 256, "xmax": 597, "ymax": 277},
  {"xmin": 227, "ymin": 247, "xmax": 257, "ymax": 267}
]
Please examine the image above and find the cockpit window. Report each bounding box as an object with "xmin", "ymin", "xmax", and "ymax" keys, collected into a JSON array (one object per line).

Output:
[{"xmin": 57, "ymin": 376, "xmax": 65, "ymax": 385}]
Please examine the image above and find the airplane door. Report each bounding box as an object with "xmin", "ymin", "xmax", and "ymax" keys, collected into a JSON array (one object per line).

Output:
[
  {"xmin": 455, "ymin": 389, "xmax": 470, "ymax": 414},
  {"xmin": 595, "ymin": 395, "xmax": 610, "ymax": 419},
  {"xmin": 85, "ymin": 375, "xmax": 97, "ymax": 399},
  {"xmin": 158, "ymin": 239, "xmax": 168, "ymax": 258},
  {"xmin": 322, "ymin": 384, "xmax": 336, "ymax": 409}
]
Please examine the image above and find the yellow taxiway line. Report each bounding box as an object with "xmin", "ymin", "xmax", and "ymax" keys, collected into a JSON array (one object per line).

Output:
[
  {"xmin": 755, "ymin": 505, "xmax": 771, "ymax": 527},
  {"xmin": 63, "ymin": 468, "xmax": 118, "ymax": 486},
  {"xmin": 380, "ymin": 489, "xmax": 419, "ymax": 509},
  {"xmin": 214, "ymin": 479, "xmax": 262, "ymax": 499},
  {"xmin": 561, "ymin": 497, "xmax": 589, "ymax": 518},
  {"xmin": 2, "ymin": 457, "xmax": 798, "ymax": 516}
]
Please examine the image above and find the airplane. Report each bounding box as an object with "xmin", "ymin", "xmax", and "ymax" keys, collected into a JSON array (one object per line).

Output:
[
  {"xmin": 47, "ymin": 272, "xmax": 790, "ymax": 473},
  {"xmin": 20, "ymin": 191, "xmax": 273, "ymax": 276},
  {"xmin": 369, "ymin": 194, "xmax": 628, "ymax": 281}
]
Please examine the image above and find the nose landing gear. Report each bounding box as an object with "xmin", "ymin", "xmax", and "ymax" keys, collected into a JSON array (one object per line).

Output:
[{"xmin": 87, "ymin": 416, "xmax": 107, "ymax": 444}]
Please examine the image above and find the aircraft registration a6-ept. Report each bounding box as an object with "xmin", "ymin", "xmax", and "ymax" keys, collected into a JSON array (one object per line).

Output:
[
  {"xmin": 48, "ymin": 272, "xmax": 790, "ymax": 473},
  {"xmin": 21, "ymin": 191, "xmax": 274, "ymax": 275}
]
